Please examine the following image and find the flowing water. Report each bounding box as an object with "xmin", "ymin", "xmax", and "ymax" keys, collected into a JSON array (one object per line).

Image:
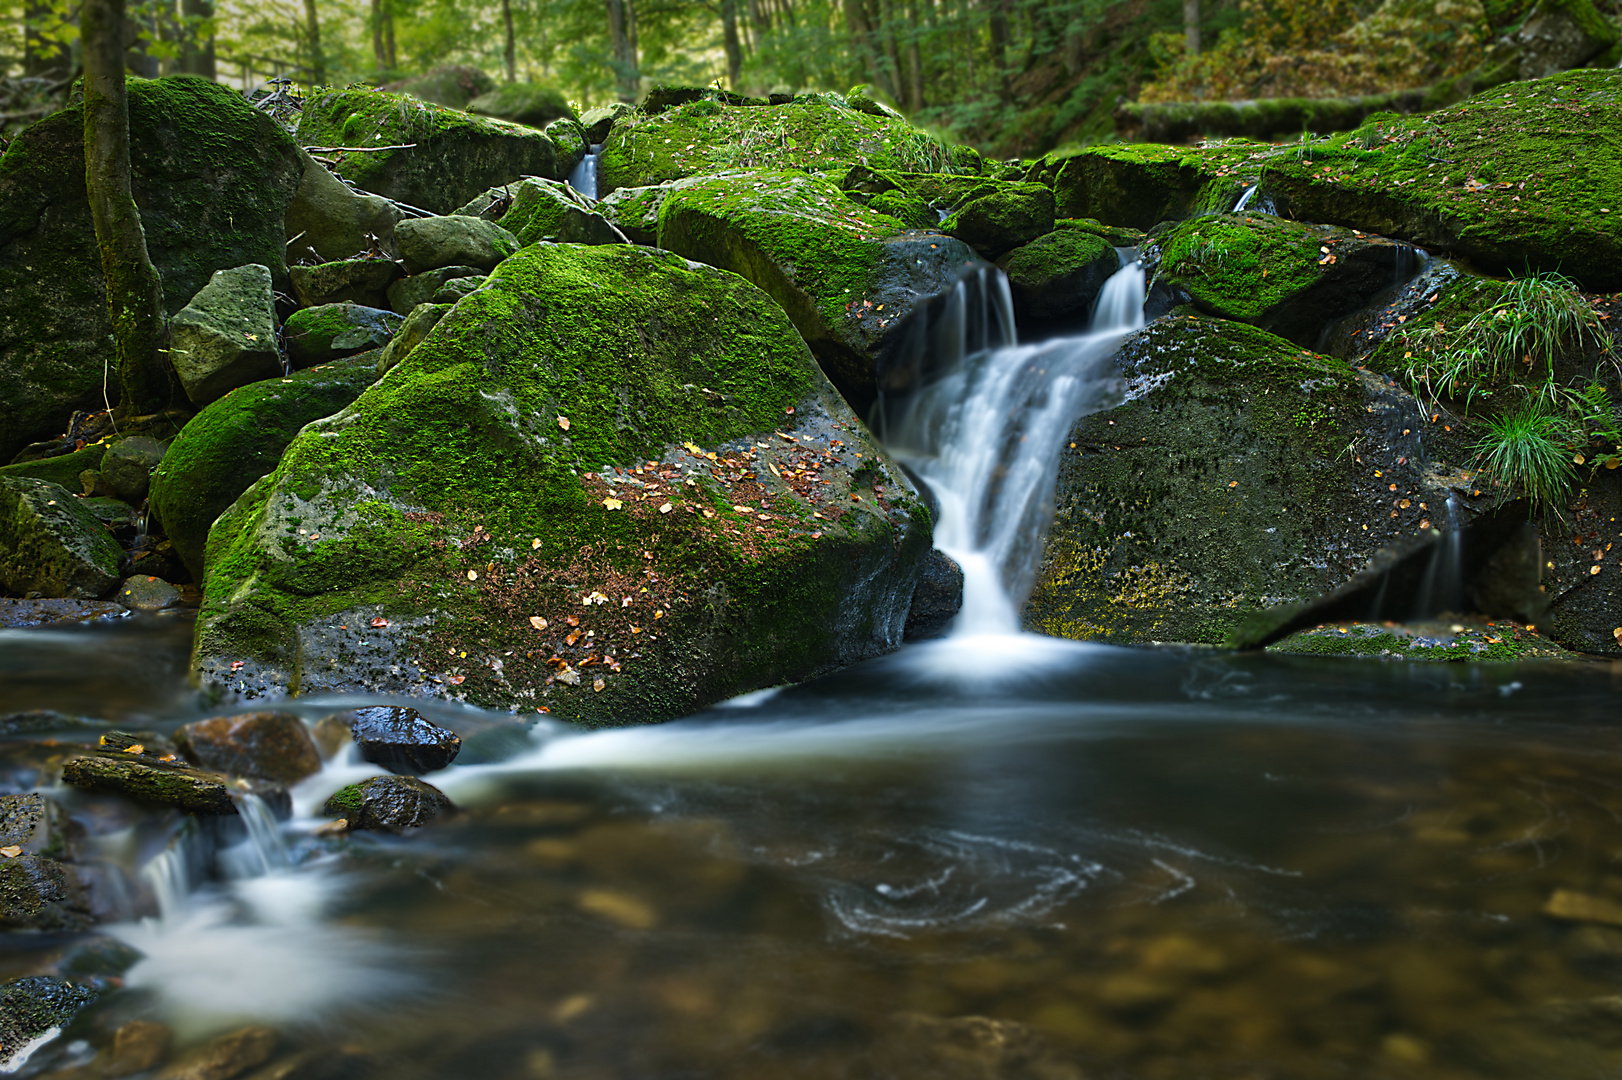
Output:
[
  {"xmin": 5, "ymin": 266, "xmax": 1622, "ymax": 1080},
  {"xmin": 566, "ymin": 145, "xmax": 602, "ymax": 202}
]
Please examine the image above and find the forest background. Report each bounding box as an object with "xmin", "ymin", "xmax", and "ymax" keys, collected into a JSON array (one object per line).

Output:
[{"xmin": 5, "ymin": 0, "xmax": 1622, "ymax": 166}]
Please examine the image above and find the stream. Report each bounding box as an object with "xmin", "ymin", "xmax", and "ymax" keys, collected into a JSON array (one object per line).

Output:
[{"xmin": 5, "ymin": 262, "xmax": 1622, "ymax": 1079}]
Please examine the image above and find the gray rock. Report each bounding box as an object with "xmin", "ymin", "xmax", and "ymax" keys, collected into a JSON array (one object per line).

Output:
[
  {"xmin": 154, "ymin": 1025, "xmax": 278, "ymax": 1080},
  {"xmin": 284, "ymin": 147, "xmax": 400, "ymax": 263},
  {"xmin": 0, "ymin": 477, "xmax": 122, "ymax": 598},
  {"xmin": 384, "ymin": 266, "xmax": 485, "ymax": 315},
  {"xmin": 81, "ymin": 496, "xmax": 139, "ymax": 530},
  {"xmin": 289, "ymin": 258, "xmax": 403, "ymax": 309},
  {"xmin": 0, "ymin": 853, "xmax": 91, "ymax": 931},
  {"xmin": 459, "ymin": 177, "xmax": 619, "ymax": 246},
  {"xmin": 544, "ymin": 117, "xmax": 587, "ymax": 177},
  {"xmin": 903, "ymin": 550, "xmax": 964, "ymax": 641},
  {"xmin": 169, "ymin": 264, "xmax": 282, "ymax": 408},
  {"xmin": 99, "ymin": 436, "xmax": 167, "ymax": 503},
  {"xmin": 323, "ymin": 775, "xmax": 454, "ymax": 832},
  {"xmin": 344, "ymin": 706, "xmax": 461, "ymax": 775},
  {"xmin": 0, "ymin": 598, "xmax": 127, "ymax": 627},
  {"xmin": 377, "ymin": 303, "xmax": 451, "ymax": 375},
  {"xmin": 175, "ymin": 711, "xmax": 322, "ymax": 785},
  {"xmin": 0, "ymin": 977, "xmax": 97, "ymax": 1070},
  {"xmin": 116, "ymin": 574, "xmax": 182, "ymax": 611},
  {"xmin": 431, "ymin": 276, "xmax": 487, "ymax": 304},
  {"xmin": 579, "ymin": 102, "xmax": 634, "ymax": 143},
  {"xmin": 395, "ymin": 215, "xmax": 519, "ymax": 275},
  {"xmin": 60, "ymin": 755, "xmax": 281, "ymax": 816},
  {"xmin": 282, "ymin": 304, "xmax": 402, "ymax": 368}
]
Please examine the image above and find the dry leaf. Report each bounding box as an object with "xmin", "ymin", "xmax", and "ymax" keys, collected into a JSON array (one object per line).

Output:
[
  {"xmin": 733, "ymin": 504, "xmax": 752, "ymax": 513},
  {"xmin": 529, "ymin": 616, "xmax": 548, "ymax": 631},
  {"xmin": 659, "ymin": 502, "xmax": 673, "ymax": 514},
  {"xmin": 593, "ymin": 678, "xmax": 606, "ymax": 692},
  {"xmin": 0, "ymin": 845, "xmax": 20, "ymax": 858},
  {"xmin": 566, "ymin": 614, "xmax": 579, "ymax": 627},
  {"xmin": 449, "ymin": 674, "xmax": 466, "ymax": 685},
  {"xmin": 531, "ymin": 538, "xmax": 542, "ymax": 549},
  {"xmin": 557, "ymin": 666, "xmax": 581, "ymax": 685},
  {"xmin": 467, "ymin": 569, "xmax": 478, "ymax": 581},
  {"xmin": 557, "ymin": 415, "xmax": 571, "ymax": 431},
  {"xmin": 603, "ymin": 497, "xmax": 623, "ymax": 510},
  {"xmin": 370, "ymin": 617, "xmax": 389, "ymax": 628},
  {"xmin": 124, "ymin": 744, "xmax": 145, "ymax": 755}
]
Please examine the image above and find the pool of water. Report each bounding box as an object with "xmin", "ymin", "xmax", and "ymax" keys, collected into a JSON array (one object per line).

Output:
[{"xmin": 7, "ymin": 616, "xmax": 1622, "ymax": 1079}]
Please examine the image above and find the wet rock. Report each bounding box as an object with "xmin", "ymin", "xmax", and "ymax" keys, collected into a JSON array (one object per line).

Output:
[
  {"xmin": 169, "ymin": 264, "xmax": 283, "ymax": 409},
  {"xmin": 903, "ymin": 550, "xmax": 964, "ymax": 641},
  {"xmin": 99, "ymin": 436, "xmax": 168, "ymax": 503},
  {"xmin": 395, "ymin": 215, "xmax": 519, "ymax": 275},
  {"xmin": 457, "ymin": 177, "xmax": 619, "ymax": 246},
  {"xmin": 323, "ymin": 775, "xmax": 454, "ymax": 832},
  {"xmin": 376, "ymin": 303, "xmax": 451, "ymax": 375},
  {"xmin": 997, "ymin": 225, "xmax": 1120, "ymax": 330},
  {"xmin": 0, "ymin": 445, "xmax": 108, "ymax": 490},
  {"xmin": 543, "ymin": 118, "xmax": 587, "ymax": 178},
  {"xmin": 154, "ymin": 1025, "xmax": 278, "ymax": 1080},
  {"xmin": 0, "ymin": 76, "xmax": 302, "ymax": 461},
  {"xmin": 284, "ymin": 147, "xmax": 400, "ymax": 264},
  {"xmin": 384, "ymin": 266, "xmax": 484, "ymax": 314},
  {"xmin": 283, "ymin": 304, "xmax": 401, "ymax": 369},
  {"xmin": 0, "ymin": 598, "xmax": 127, "ymax": 627},
  {"xmin": 0, "ymin": 851, "xmax": 91, "ymax": 931},
  {"xmin": 465, "ymin": 82, "xmax": 575, "ymax": 129},
  {"xmin": 116, "ymin": 575, "xmax": 183, "ymax": 611},
  {"xmin": 1267, "ymin": 620, "xmax": 1575, "ymax": 661},
  {"xmin": 193, "ymin": 244, "xmax": 931, "ymax": 722},
  {"xmin": 579, "ymin": 102, "xmax": 634, "ymax": 143},
  {"xmin": 308, "ymin": 714, "xmax": 354, "ymax": 759},
  {"xmin": 289, "ymin": 258, "xmax": 403, "ymax": 309},
  {"xmin": 0, "ymin": 477, "xmax": 123, "ymax": 599},
  {"xmin": 60, "ymin": 755, "xmax": 265, "ymax": 816},
  {"xmin": 0, "ymin": 976, "xmax": 97, "ymax": 1071},
  {"xmin": 870, "ymin": 1013, "xmax": 1082, "ymax": 1080},
  {"xmin": 345, "ymin": 706, "xmax": 461, "ymax": 774},
  {"xmin": 147, "ymin": 351, "xmax": 380, "ymax": 581},
  {"xmin": 82, "ymin": 497, "xmax": 140, "ymax": 535},
  {"xmin": 1028, "ymin": 140, "xmax": 1251, "ymax": 230},
  {"xmin": 175, "ymin": 712, "xmax": 323, "ymax": 785},
  {"xmin": 296, "ymin": 88, "xmax": 565, "ymax": 215},
  {"xmin": 943, "ymin": 182, "xmax": 1055, "ymax": 259},
  {"xmin": 103, "ymin": 1019, "xmax": 174, "ymax": 1076},
  {"xmin": 54, "ymin": 936, "xmax": 146, "ymax": 981}
]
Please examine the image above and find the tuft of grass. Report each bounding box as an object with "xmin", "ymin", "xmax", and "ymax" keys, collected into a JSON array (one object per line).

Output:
[{"xmin": 1473, "ymin": 399, "xmax": 1577, "ymax": 511}]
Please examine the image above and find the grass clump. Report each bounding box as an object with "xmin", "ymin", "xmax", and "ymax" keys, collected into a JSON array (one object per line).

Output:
[{"xmin": 1472, "ymin": 401, "xmax": 1578, "ymax": 512}]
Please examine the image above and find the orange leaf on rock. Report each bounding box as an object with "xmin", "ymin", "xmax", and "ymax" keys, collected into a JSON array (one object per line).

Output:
[{"xmin": 557, "ymin": 415, "xmax": 571, "ymax": 431}]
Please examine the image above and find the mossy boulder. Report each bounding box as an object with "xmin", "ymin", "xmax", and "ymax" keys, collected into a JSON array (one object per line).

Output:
[
  {"xmin": 942, "ymin": 182, "xmax": 1055, "ymax": 258},
  {"xmin": 384, "ymin": 65, "xmax": 495, "ymax": 109},
  {"xmin": 290, "ymin": 258, "xmax": 403, "ymax": 309},
  {"xmin": 1269, "ymin": 621, "xmax": 1576, "ymax": 661},
  {"xmin": 1028, "ymin": 141, "xmax": 1262, "ymax": 231},
  {"xmin": 99, "ymin": 436, "xmax": 167, "ymax": 503},
  {"xmin": 544, "ymin": 117, "xmax": 588, "ymax": 178},
  {"xmin": 656, "ymin": 169, "xmax": 980, "ymax": 396},
  {"xmin": 1157, "ymin": 213, "xmax": 1413, "ymax": 346},
  {"xmin": 466, "ymin": 82, "xmax": 576, "ymax": 128},
  {"xmin": 169, "ymin": 263, "xmax": 282, "ymax": 408},
  {"xmin": 1024, "ymin": 315, "xmax": 1480, "ymax": 645},
  {"xmin": 0, "ymin": 446, "xmax": 107, "ymax": 490},
  {"xmin": 599, "ymin": 177, "xmax": 713, "ymax": 245},
  {"xmin": 148, "ymin": 352, "xmax": 380, "ymax": 581},
  {"xmin": 596, "ymin": 95, "xmax": 960, "ymax": 196},
  {"xmin": 386, "ymin": 266, "xmax": 484, "ymax": 315},
  {"xmin": 0, "ymin": 978, "xmax": 96, "ymax": 1069},
  {"xmin": 996, "ymin": 226, "xmax": 1119, "ymax": 329},
  {"xmin": 432, "ymin": 276, "xmax": 487, "ymax": 303},
  {"xmin": 1261, "ymin": 68, "xmax": 1622, "ymax": 290},
  {"xmin": 0, "ymin": 75, "xmax": 303, "ymax": 460},
  {"xmin": 322, "ymin": 775, "xmax": 453, "ymax": 831},
  {"xmin": 297, "ymin": 88, "xmax": 566, "ymax": 215},
  {"xmin": 458, "ymin": 178, "xmax": 619, "ymax": 246},
  {"xmin": 0, "ymin": 477, "xmax": 122, "ymax": 599},
  {"xmin": 377, "ymin": 303, "xmax": 451, "ymax": 373},
  {"xmin": 579, "ymin": 102, "xmax": 634, "ymax": 143},
  {"xmin": 192, "ymin": 243, "xmax": 932, "ymax": 724},
  {"xmin": 396, "ymin": 215, "xmax": 518, "ymax": 274},
  {"xmin": 867, "ymin": 189, "xmax": 935, "ymax": 229},
  {"xmin": 59, "ymin": 755, "xmax": 243, "ymax": 815},
  {"xmin": 284, "ymin": 304, "xmax": 402, "ymax": 368},
  {"xmin": 285, "ymin": 147, "xmax": 400, "ymax": 264}
]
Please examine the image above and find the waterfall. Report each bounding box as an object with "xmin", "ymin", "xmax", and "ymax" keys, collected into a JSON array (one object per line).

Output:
[
  {"xmin": 878, "ymin": 257, "xmax": 1144, "ymax": 635},
  {"xmin": 567, "ymin": 143, "xmax": 602, "ymax": 201}
]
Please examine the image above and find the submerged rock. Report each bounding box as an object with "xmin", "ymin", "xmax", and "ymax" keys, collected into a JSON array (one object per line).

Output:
[
  {"xmin": 175, "ymin": 711, "xmax": 323, "ymax": 784},
  {"xmin": 169, "ymin": 264, "xmax": 282, "ymax": 408},
  {"xmin": 0, "ymin": 598, "xmax": 127, "ymax": 627},
  {"xmin": 153, "ymin": 1025, "xmax": 278, "ymax": 1080},
  {"xmin": 344, "ymin": 705, "xmax": 461, "ymax": 774},
  {"xmin": 395, "ymin": 215, "xmax": 518, "ymax": 275},
  {"xmin": 193, "ymin": 244, "xmax": 931, "ymax": 723},
  {"xmin": 147, "ymin": 352, "xmax": 380, "ymax": 582},
  {"xmin": 99, "ymin": 435, "xmax": 167, "ymax": 504},
  {"xmin": 0, "ymin": 477, "xmax": 122, "ymax": 599},
  {"xmin": 283, "ymin": 304, "xmax": 401, "ymax": 368},
  {"xmin": 323, "ymin": 775, "xmax": 454, "ymax": 831},
  {"xmin": 0, "ymin": 76, "xmax": 302, "ymax": 460},
  {"xmin": 289, "ymin": 258, "xmax": 403, "ymax": 309},
  {"xmin": 0, "ymin": 976, "xmax": 96, "ymax": 1071},
  {"xmin": 297, "ymin": 88, "xmax": 566, "ymax": 215}
]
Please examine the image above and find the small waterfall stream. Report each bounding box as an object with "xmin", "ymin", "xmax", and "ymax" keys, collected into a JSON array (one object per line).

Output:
[
  {"xmin": 567, "ymin": 143, "xmax": 603, "ymax": 200},
  {"xmin": 878, "ymin": 257, "xmax": 1145, "ymax": 634}
]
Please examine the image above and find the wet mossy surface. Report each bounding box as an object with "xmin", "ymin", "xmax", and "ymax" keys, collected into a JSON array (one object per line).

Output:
[
  {"xmin": 194, "ymin": 243, "xmax": 931, "ymax": 725},
  {"xmin": 1268, "ymin": 620, "xmax": 1578, "ymax": 661},
  {"xmin": 1030, "ymin": 140, "xmax": 1262, "ymax": 230}
]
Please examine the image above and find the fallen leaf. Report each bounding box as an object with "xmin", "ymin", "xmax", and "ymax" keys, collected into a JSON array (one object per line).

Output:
[
  {"xmin": 659, "ymin": 502, "xmax": 673, "ymax": 514},
  {"xmin": 556, "ymin": 666, "xmax": 581, "ymax": 685},
  {"xmin": 467, "ymin": 569, "xmax": 478, "ymax": 581},
  {"xmin": 603, "ymin": 497, "xmax": 623, "ymax": 510},
  {"xmin": 532, "ymin": 538, "xmax": 542, "ymax": 549},
  {"xmin": 565, "ymin": 632, "xmax": 580, "ymax": 645},
  {"xmin": 449, "ymin": 674, "xmax": 466, "ymax": 685},
  {"xmin": 733, "ymin": 504, "xmax": 752, "ymax": 513},
  {"xmin": 1399, "ymin": 499, "xmax": 1410, "ymax": 509},
  {"xmin": 370, "ymin": 617, "xmax": 389, "ymax": 628},
  {"xmin": 557, "ymin": 415, "xmax": 571, "ymax": 431},
  {"xmin": 1228, "ymin": 481, "xmax": 1238, "ymax": 488},
  {"xmin": 1575, "ymin": 454, "xmax": 1586, "ymax": 465},
  {"xmin": 0, "ymin": 846, "xmax": 20, "ymax": 858},
  {"xmin": 124, "ymin": 744, "xmax": 144, "ymax": 755},
  {"xmin": 1593, "ymin": 565, "xmax": 1603, "ymax": 575},
  {"xmin": 529, "ymin": 616, "xmax": 548, "ymax": 630},
  {"xmin": 593, "ymin": 678, "xmax": 606, "ymax": 692},
  {"xmin": 566, "ymin": 614, "xmax": 579, "ymax": 627}
]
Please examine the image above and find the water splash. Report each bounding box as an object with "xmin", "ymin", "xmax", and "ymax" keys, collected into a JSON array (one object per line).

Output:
[
  {"xmin": 878, "ymin": 259, "xmax": 1143, "ymax": 633},
  {"xmin": 567, "ymin": 143, "xmax": 602, "ymax": 201}
]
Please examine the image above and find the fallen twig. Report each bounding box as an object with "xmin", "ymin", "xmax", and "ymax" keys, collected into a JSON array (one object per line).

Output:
[{"xmin": 303, "ymin": 143, "xmax": 417, "ymax": 153}]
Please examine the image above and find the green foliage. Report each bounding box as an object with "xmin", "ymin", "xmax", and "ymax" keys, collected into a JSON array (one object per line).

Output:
[{"xmin": 1472, "ymin": 399, "xmax": 1578, "ymax": 510}]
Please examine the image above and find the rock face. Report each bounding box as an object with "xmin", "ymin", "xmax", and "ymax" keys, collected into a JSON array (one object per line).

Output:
[
  {"xmin": 284, "ymin": 147, "xmax": 400, "ymax": 264},
  {"xmin": 297, "ymin": 88, "xmax": 566, "ymax": 215},
  {"xmin": 1156, "ymin": 213, "xmax": 1411, "ymax": 347},
  {"xmin": 0, "ymin": 477, "xmax": 122, "ymax": 598},
  {"xmin": 656, "ymin": 169, "xmax": 981, "ymax": 396},
  {"xmin": 148, "ymin": 352, "xmax": 380, "ymax": 581},
  {"xmin": 0, "ymin": 75, "xmax": 303, "ymax": 460},
  {"xmin": 376, "ymin": 303, "xmax": 451, "ymax": 374},
  {"xmin": 117, "ymin": 575, "xmax": 182, "ymax": 610},
  {"xmin": 597, "ymin": 94, "xmax": 960, "ymax": 195},
  {"xmin": 386, "ymin": 266, "xmax": 485, "ymax": 314},
  {"xmin": 0, "ymin": 977, "xmax": 97, "ymax": 1070},
  {"xmin": 396, "ymin": 215, "xmax": 519, "ymax": 274},
  {"xmin": 193, "ymin": 244, "xmax": 932, "ymax": 724},
  {"xmin": 290, "ymin": 258, "xmax": 403, "ymax": 309},
  {"xmin": 903, "ymin": 550, "xmax": 964, "ymax": 640},
  {"xmin": 323, "ymin": 775, "xmax": 454, "ymax": 831},
  {"xmin": 465, "ymin": 82, "xmax": 576, "ymax": 128},
  {"xmin": 943, "ymin": 182, "xmax": 1055, "ymax": 258},
  {"xmin": 458, "ymin": 178, "xmax": 619, "ymax": 246},
  {"xmin": 345, "ymin": 705, "xmax": 461, "ymax": 774},
  {"xmin": 175, "ymin": 711, "xmax": 323, "ymax": 784},
  {"xmin": 169, "ymin": 264, "xmax": 282, "ymax": 408},
  {"xmin": 99, "ymin": 436, "xmax": 168, "ymax": 503},
  {"xmin": 283, "ymin": 304, "xmax": 401, "ymax": 368},
  {"xmin": 997, "ymin": 226, "xmax": 1120, "ymax": 329},
  {"xmin": 60, "ymin": 754, "xmax": 280, "ymax": 816},
  {"xmin": 579, "ymin": 102, "xmax": 634, "ymax": 143},
  {"xmin": 0, "ymin": 853, "xmax": 91, "ymax": 930}
]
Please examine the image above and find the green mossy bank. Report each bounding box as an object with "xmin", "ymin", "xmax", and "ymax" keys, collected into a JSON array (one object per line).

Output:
[{"xmin": 195, "ymin": 243, "xmax": 932, "ymax": 724}]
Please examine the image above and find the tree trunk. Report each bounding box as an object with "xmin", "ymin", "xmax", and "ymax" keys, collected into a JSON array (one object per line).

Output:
[
  {"xmin": 81, "ymin": 0, "xmax": 169, "ymax": 418},
  {"xmin": 903, "ymin": 0, "xmax": 923, "ymax": 112},
  {"xmin": 1184, "ymin": 0, "xmax": 1200, "ymax": 55},
  {"xmin": 502, "ymin": 0, "xmax": 516, "ymax": 83},
  {"xmin": 721, "ymin": 0, "xmax": 742, "ymax": 89},
  {"xmin": 371, "ymin": 0, "xmax": 387, "ymax": 71},
  {"xmin": 988, "ymin": 0, "xmax": 1011, "ymax": 101},
  {"xmin": 179, "ymin": 0, "xmax": 216, "ymax": 79},
  {"xmin": 876, "ymin": 0, "xmax": 904, "ymax": 104},
  {"xmin": 302, "ymin": 0, "xmax": 325, "ymax": 85},
  {"xmin": 384, "ymin": 1, "xmax": 396, "ymax": 69},
  {"xmin": 606, "ymin": 0, "xmax": 639, "ymax": 102}
]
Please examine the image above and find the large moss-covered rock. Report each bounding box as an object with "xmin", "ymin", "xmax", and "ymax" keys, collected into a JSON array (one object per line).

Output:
[
  {"xmin": 466, "ymin": 82, "xmax": 576, "ymax": 129},
  {"xmin": 290, "ymin": 258, "xmax": 403, "ymax": 309},
  {"xmin": 0, "ymin": 75, "xmax": 303, "ymax": 460},
  {"xmin": 284, "ymin": 304, "xmax": 401, "ymax": 368},
  {"xmin": 996, "ymin": 225, "xmax": 1119, "ymax": 329},
  {"xmin": 0, "ymin": 477, "xmax": 122, "ymax": 598},
  {"xmin": 656, "ymin": 169, "xmax": 980, "ymax": 395},
  {"xmin": 1024, "ymin": 316, "xmax": 1480, "ymax": 645},
  {"xmin": 148, "ymin": 352, "xmax": 380, "ymax": 581},
  {"xmin": 396, "ymin": 215, "xmax": 518, "ymax": 274},
  {"xmin": 1028, "ymin": 141, "xmax": 1261, "ymax": 230},
  {"xmin": 169, "ymin": 264, "xmax": 282, "ymax": 408},
  {"xmin": 942, "ymin": 182, "xmax": 1055, "ymax": 258},
  {"xmin": 297, "ymin": 89, "xmax": 566, "ymax": 215},
  {"xmin": 1261, "ymin": 68, "xmax": 1622, "ymax": 290},
  {"xmin": 193, "ymin": 244, "xmax": 932, "ymax": 724},
  {"xmin": 284, "ymin": 147, "xmax": 400, "ymax": 264},
  {"xmin": 458, "ymin": 178, "xmax": 619, "ymax": 246},
  {"xmin": 596, "ymin": 94, "xmax": 959, "ymax": 195},
  {"xmin": 1157, "ymin": 213, "xmax": 1412, "ymax": 346}
]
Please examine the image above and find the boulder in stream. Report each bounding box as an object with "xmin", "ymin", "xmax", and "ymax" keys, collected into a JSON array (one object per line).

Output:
[
  {"xmin": 323, "ymin": 775, "xmax": 455, "ymax": 832},
  {"xmin": 997, "ymin": 224, "xmax": 1120, "ymax": 330},
  {"xmin": 0, "ymin": 976, "xmax": 97, "ymax": 1071},
  {"xmin": 942, "ymin": 181, "xmax": 1055, "ymax": 259},
  {"xmin": 192, "ymin": 243, "xmax": 932, "ymax": 724},
  {"xmin": 60, "ymin": 754, "xmax": 285, "ymax": 817},
  {"xmin": 153, "ymin": 1025, "xmax": 278, "ymax": 1080},
  {"xmin": 0, "ymin": 477, "xmax": 122, "ymax": 599},
  {"xmin": 343, "ymin": 705, "xmax": 461, "ymax": 774},
  {"xmin": 175, "ymin": 711, "xmax": 323, "ymax": 784}
]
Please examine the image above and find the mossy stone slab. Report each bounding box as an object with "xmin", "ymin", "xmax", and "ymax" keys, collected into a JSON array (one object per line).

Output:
[{"xmin": 0, "ymin": 477, "xmax": 122, "ymax": 599}]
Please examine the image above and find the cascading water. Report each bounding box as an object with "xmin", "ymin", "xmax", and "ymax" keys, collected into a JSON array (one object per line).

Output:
[
  {"xmin": 877, "ymin": 256, "xmax": 1144, "ymax": 634},
  {"xmin": 567, "ymin": 144, "xmax": 603, "ymax": 201}
]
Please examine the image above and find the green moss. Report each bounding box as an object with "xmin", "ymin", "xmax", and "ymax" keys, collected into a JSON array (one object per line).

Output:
[
  {"xmin": 1160, "ymin": 213, "xmax": 1326, "ymax": 320},
  {"xmin": 1035, "ymin": 140, "xmax": 1260, "ymax": 229},
  {"xmin": 1269, "ymin": 621, "xmax": 1576, "ymax": 661},
  {"xmin": 867, "ymin": 189, "xmax": 935, "ymax": 229},
  {"xmin": 323, "ymin": 782, "xmax": 364, "ymax": 816},
  {"xmin": 0, "ymin": 445, "xmax": 108, "ymax": 489}
]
